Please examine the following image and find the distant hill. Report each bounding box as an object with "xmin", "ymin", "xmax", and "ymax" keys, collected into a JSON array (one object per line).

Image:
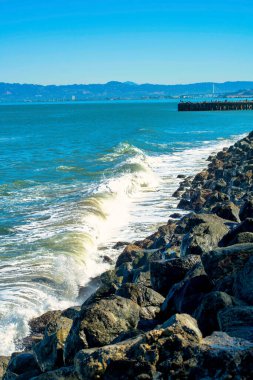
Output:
[
  {"xmin": 225, "ymin": 89, "xmax": 253, "ymax": 98},
  {"xmin": 1, "ymin": 81, "xmax": 253, "ymax": 102}
]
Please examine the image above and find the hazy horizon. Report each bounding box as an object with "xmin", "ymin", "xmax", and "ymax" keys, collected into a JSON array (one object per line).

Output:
[{"xmin": 2, "ymin": 80, "xmax": 253, "ymax": 87}]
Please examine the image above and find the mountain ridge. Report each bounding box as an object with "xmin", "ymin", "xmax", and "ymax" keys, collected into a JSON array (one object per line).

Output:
[{"xmin": 1, "ymin": 81, "xmax": 253, "ymax": 102}]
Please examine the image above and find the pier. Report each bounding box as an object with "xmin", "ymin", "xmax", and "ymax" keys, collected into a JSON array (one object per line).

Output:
[{"xmin": 178, "ymin": 100, "xmax": 253, "ymax": 112}]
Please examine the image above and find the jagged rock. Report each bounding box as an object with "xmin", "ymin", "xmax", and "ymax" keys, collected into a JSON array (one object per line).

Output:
[
  {"xmin": 202, "ymin": 243, "xmax": 253, "ymax": 298},
  {"xmin": 229, "ymin": 231, "xmax": 253, "ymax": 245},
  {"xmin": 83, "ymin": 270, "xmax": 123, "ymax": 306},
  {"xmin": 219, "ymin": 218, "xmax": 253, "ymax": 246},
  {"xmin": 211, "ymin": 201, "xmax": 240, "ymax": 222},
  {"xmin": 74, "ymin": 313, "xmax": 202, "ymax": 380},
  {"xmin": 132, "ymin": 269, "xmax": 151, "ymax": 287},
  {"xmin": 28, "ymin": 307, "xmax": 79, "ymax": 350},
  {"xmin": 6, "ymin": 353, "xmax": 39, "ymax": 375},
  {"xmin": 194, "ymin": 291, "xmax": 234, "ymax": 336},
  {"xmin": 74, "ymin": 336, "xmax": 144, "ymax": 380},
  {"xmin": 64, "ymin": 295, "xmax": 140, "ymax": 364},
  {"xmin": 234, "ymin": 255, "xmax": 253, "ymax": 305},
  {"xmin": 218, "ymin": 306, "xmax": 253, "ymax": 342},
  {"xmin": 160, "ymin": 262, "xmax": 212, "ymax": 318},
  {"xmin": 115, "ymin": 263, "xmax": 133, "ymax": 283},
  {"xmin": 116, "ymin": 245, "xmax": 144, "ymax": 267},
  {"xmin": 29, "ymin": 366, "xmax": 77, "ymax": 379},
  {"xmin": 150, "ymin": 255, "xmax": 200, "ymax": 296},
  {"xmin": 33, "ymin": 331, "xmax": 63, "ymax": 373},
  {"xmin": 116, "ymin": 283, "xmax": 164, "ymax": 320},
  {"xmin": 3, "ymin": 353, "xmax": 41, "ymax": 380},
  {"xmin": 0, "ymin": 357, "xmax": 9, "ymax": 380},
  {"xmin": 240, "ymin": 199, "xmax": 253, "ymax": 220},
  {"xmin": 180, "ymin": 214, "xmax": 229, "ymax": 256}
]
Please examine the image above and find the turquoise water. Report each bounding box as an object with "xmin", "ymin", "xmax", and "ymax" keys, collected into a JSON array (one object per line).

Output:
[{"xmin": 0, "ymin": 100, "xmax": 252, "ymax": 353}]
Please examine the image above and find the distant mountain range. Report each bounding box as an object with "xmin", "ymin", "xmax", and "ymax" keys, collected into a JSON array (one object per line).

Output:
[{"xmin": 1, "ymin": 81, "xmax": 253, "ymax": 102}]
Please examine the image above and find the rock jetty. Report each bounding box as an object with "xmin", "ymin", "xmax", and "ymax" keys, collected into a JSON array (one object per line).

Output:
[{"xmin": 2, "ymin": 132, "xmax": 253, "ymax": 379}]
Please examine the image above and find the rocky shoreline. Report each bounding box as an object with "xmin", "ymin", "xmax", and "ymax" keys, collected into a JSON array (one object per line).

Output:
[{"xmin": 2, "ymin": 132, "xmax": 253, "ymax": 379}]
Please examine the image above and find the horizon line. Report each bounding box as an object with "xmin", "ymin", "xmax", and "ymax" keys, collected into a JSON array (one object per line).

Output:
[{"xmin": 1, "ymin": 80, "xmax": 253, "ymax": 87}]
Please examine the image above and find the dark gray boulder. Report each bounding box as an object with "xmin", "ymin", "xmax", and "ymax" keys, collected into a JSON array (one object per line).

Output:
[
  {"xmin": 218, "ymin": 306, "xmax": 253, "ymax": 342},
  {"xmin": 194, "ymin": 291, "xmax": 234, "ymax": 336},
  {"xmin": 29, "ymin": 366, "xmax": 77, "ymax": 379},
  {"xmin": 160, "ymin": 262, "xmax": 212, "ymax": 318},
  {"xmin": 211, "ymin": 201, "xmax": 240, "ymax": 222},
  {"xmin": 202, "ymin": 243, "xmax": 253, "ymax": 298},
  {"xmin": 240, "ymin": 199, "xmax": 253, "ymax": 220},
  {"xmin": 64, "ymin": 295, "xmax": 140, "ymax": 364},
  {"xmin": 116, "ymin": 283, "xmax": 164, "ymax": 320},
  {"xmin": 5, "ymin": 353, "xmax": 40, "ymax": 376},
  {"xmin": 150, "ymin": 255, "xmax": 200, "ymax": 296}
]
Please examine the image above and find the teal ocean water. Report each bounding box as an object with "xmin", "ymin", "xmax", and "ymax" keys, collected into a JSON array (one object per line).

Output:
[{"xmin": 0, "ymin": 100, "xmax": 252, "ymax": 353}]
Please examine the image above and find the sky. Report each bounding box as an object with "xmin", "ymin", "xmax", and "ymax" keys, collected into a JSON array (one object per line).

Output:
[{"xmin": 1, "ymin": 0, "xmax": 253, "ymax": 85}]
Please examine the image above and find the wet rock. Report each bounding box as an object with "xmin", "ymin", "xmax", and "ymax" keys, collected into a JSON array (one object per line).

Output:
[
  {"xmin": 218, "ymin": 306, "xmax": 253, "ymax": 342},
  {"xmin": 169, "ymin": 212, "xmax": 182, "ymax": 219},
  {"xmin": 112, "ymin": 242, "xmax": 129, "ymax": 249},
  {"xmin": 180, "ymin": 214, "xmax": 229, "ymax": 256},
  {"xmin": 116, "ymin": 245, "xmax": 144, "ymax": 267},
  {"xmin": 194, "ymin": 291, "xmax": 234, "ymax": 336},
  {"xmin": 150, "ymin": 255, "xmax": 200, "ymax": 296},
  {"xmin": 33, "ymin": 332, "xmax": 62, "ymax": 373},
  {"xmin": 102, "ymin": 255, "xmax": 114, "ymax": 264},
  {"xmin": 83, "ymin": 270, "xmax": 123, "ymax": 306}
]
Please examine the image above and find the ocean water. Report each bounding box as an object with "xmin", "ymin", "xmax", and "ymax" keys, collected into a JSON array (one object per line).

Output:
[{"xmin": 0, "ymin": 100, "xmax": 252, "ymax": 354}]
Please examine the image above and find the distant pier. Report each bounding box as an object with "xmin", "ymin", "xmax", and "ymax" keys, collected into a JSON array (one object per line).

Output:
[{"xmin": 178, "ymin": 100, "xmax": 253, "ymax": 112}]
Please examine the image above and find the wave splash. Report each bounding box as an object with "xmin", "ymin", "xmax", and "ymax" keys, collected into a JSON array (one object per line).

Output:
[{"xmin": 0, "ymin": 142, "xmax": 158, "ymax": 355}]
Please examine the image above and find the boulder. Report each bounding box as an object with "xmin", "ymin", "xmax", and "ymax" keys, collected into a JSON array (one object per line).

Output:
[
  {"xmin": 74, "ymin": 336, "xmax": 144, "ymax": 380},
  {"xmin": 74, "ymin": 313, "xmax": 202, "ymax": 380},
  {"xmin": 239, "ymin": 199, "xmax": 253, "ymax": 220},
  {"xmin": 202, "ymin": 243, "xmax": 253, "ymax": 297},
  {"xmin": 0, "ymin": 357, "xmax": 9, "ymax": 380},
  {"xmin": 211, "ymin": 201, "xmax": 240, "ymax": 222},
  {"xmin": 3, "ymin": 353, "xmax": 41, "ymax": 380},
  {"xmin": 234, "ymin": 255, "xmax": 253, "ymax": 305},
  {"xmin": 218, "ymin": 306, "xmax": 253, "ymax": 342},
  {"xmin": 64, "ymin": 295, "xmax": 140, "ymax": 364},
  {"xmin": 116, "ymin": 245, "xmax": 144, "ymax": 267},
  {"xmin": 150, "ymin": 255, "xmax": 200, "ymax": 296},
  {"xmin": 33, "ymin": 332, "xmax": 62, "ymax": 373},
  {"xmin": 160, "ymin": 262, "xmax": 212, "ymax": 318},
  {"xmin": 116, "ymin": 283, "xmax": 164, "ymax": 320},
  {"xmin": 29, "ymin": 366, "xmax": 77, "ymax": 379},
  {"xmin": 219, "ymin": 218, "xmax": 253, "ymax": 247},
  {"xmin": 180, "ymin": 214, "xmax": 229, "ymax": 256},
  {"xmin": 194, "ymin": 291, "xmax": 234, "ymax": 336}
]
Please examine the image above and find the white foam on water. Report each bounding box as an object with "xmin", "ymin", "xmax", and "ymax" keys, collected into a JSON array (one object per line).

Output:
[{"xmin": 0, "ymin": 133, "xmax": 246, "ymax": 355}]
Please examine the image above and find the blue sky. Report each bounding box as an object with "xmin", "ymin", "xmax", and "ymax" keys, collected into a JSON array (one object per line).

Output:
[{"xmin": 1, "ymin": 0, "xmax": 253, "ymax": 84}]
